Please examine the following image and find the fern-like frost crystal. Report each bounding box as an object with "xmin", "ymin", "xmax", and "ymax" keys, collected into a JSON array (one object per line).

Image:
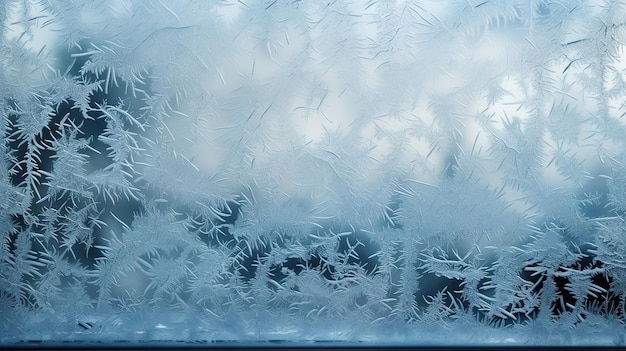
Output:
[{"xmin": 2, "ymin": 0, "xmax": 626, "ymax": 346}]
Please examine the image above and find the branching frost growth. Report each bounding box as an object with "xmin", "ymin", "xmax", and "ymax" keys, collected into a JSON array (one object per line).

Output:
[{"xmin": 1, "ymin": 0, "xmax": 626, "ymax": 346}]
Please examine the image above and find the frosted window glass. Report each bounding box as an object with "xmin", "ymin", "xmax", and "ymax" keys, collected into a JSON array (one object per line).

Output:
[{"xmin": 0, "ymin": 0, "xmax": 625, "ymax": 347}]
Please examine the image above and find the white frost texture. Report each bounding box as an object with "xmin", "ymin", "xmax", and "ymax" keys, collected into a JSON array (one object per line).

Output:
[{"xmin": 1, "ymin": 0, "xmax": 626, "ymax": 347}]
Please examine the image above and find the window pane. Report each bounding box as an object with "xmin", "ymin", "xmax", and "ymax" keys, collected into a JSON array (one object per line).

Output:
[{"xmin": 0, "ymin": 0, "xmax": 624, "ymax": 347}]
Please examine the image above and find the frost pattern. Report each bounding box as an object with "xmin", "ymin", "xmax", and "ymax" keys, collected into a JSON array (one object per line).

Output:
[{"xmin": 1, "ymin": 0, "xmax": 626, "ymax": 346}]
